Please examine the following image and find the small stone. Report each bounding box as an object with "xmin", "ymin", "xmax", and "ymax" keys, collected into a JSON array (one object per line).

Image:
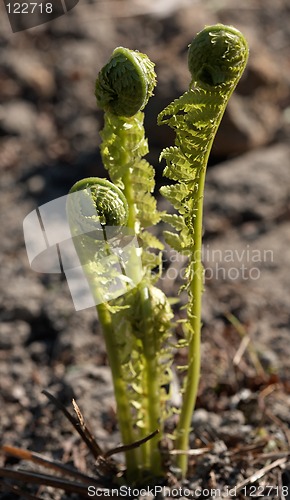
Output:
[
  {"xmin": 2, "ymin": 51, "xmax": 55, "ymax": 98},
  {"xmin": 0, "ymin": 101, "xmax": 38, "ymax": 138},
  {"xmin": 192, "ymin": 408, "xmax": 222, "ymax": 430}
]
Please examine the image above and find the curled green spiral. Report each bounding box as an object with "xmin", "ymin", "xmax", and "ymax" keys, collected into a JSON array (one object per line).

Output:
[
  {"xmin": 67, "ymin": 177, "xmax": 128, "ymax": 240},
  {"xmin": 188, "ymin": 24, "xmax": 249, "ymax": 88},
  {"xmin": 95, "ymin": 47, "xmax": 156, "ymax": 117}
]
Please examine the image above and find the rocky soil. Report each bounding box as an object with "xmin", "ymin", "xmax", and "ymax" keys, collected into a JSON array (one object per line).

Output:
[{"xmin": 0, "ymin": 0, "xmax": 290, "ymax": 498}]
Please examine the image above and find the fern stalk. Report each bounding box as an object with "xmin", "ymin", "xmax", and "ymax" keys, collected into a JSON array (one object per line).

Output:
[
  {"xmin": 96, "ymin": 302, "xmax": 140, "ymax": 481},
  {"xmin": 116, "ymin": 153, "xmax": 162, "ymax": 472},
  {"xmin": 158, "ymin": 24, "xmax": 249, "ymax": 477},
  {"xmin": 174, "ymin": 173, "xmax": 204, "ymax": 476},
  {"xmin": 94, "ymin": 47, "xmax": 173, "ymax": 479},
  {"xmin": 66, "ymin": 178, "xmax": 140, "ymax": 479},
  {"xmin": 100, "ymin": 111, "xmax": 163, "ymax": 473}
]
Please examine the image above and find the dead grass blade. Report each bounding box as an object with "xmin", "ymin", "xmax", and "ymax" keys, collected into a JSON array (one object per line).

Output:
[
  {"xmin": 42, "ymin": 390, "xmax": 104, "ymax": 461},
  {"xmin": 104, "ymin": 429, "xmax": 159, "ymax": 458},
  {"xmin": 0, "ymin": 467, "xmax": 95, "ymax": 497},
  {"xmin": 1, "ymin": 445, "xmax": 98, "ymax": 485},
  {"xmin": 169, "ymin": 447, "xmax": 210, "ymax": 456},
  {"xmin": 226, "ymin": 312, "xmax": 265, "ymax": 377}
]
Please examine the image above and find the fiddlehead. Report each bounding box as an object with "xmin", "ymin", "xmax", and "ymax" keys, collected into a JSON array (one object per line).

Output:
[
  {"xmin": 188, "ymin": 24, "xmax": 248, "ymax": 88},
  {"xmin": 66, "ymin": 177, "xmax": 132, "ymax": 304},
  {"xmin": 95, "ymin": 48, "xmax": 173, "ymax": 477},
  {"xmin": 158, "ymin": 24, "xmax": 249, "ymax": 476},
  {"xmin": 67, "ymin": 179, "xmax": 142, "ymax": 479},
  {"xmin": 111, "ymin": 282, "xmax": 174, "ymax": 474},
  {"xmin": 159, "ymin": 25, "xmax": 249, "ymax": 239},
  {"xmin": 96, "ymin": 47, "xmax": 162, "ymax": 276},
  {"xmin": 67, "ymin": 177, "xmax": 128, "ymax": 240},
  {"xmin": 159, "ymin": 23, "xmax": 249, "ymax": 274},
  {"xmin": 95, "ymin": 47, "xmax": 156, "ymax": 117}
]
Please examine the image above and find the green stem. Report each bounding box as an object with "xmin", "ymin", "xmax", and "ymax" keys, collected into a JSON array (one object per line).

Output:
[
  {"xmin": 96, "ymin": 303, "xmax": 140, "ymax": 482},
  {"xmin": 138, "ymin": 284, "xmax": 162, "ymax": 475},
  {"xmin": 175, "ymin": 98, "xmax": 232, "ymax": 476},
  {"xmin": 122, "ymin": 168, "xmax": 162, "ymax": 474},
  {"xmin": 123, "ymin": 169, "xmax": 138, "ymax": 232},
  {"xmin": 174, "ymin": 167, "xmax": 205, "ymax": 476}
]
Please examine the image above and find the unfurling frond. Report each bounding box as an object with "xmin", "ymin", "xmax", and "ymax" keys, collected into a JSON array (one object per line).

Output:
[
  {"xmin": 158, "ymin": 24, "xmax": 249, "ymax": 290},
  {"xmin": 158, "ymin": 24, "xmax": 249, "ymax": 476}
]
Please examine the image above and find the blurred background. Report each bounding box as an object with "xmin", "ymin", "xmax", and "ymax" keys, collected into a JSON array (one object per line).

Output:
[{"xmin": 0, "ymin": 0, "xmax": 290, "ymax": 489}]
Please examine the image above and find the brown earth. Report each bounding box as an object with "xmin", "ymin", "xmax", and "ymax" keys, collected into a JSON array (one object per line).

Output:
[{"xmin": 0, "ymin": 1, "xmax": 290, "ymax": 498}]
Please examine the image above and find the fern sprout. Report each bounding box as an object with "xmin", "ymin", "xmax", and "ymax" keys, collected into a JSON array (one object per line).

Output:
[{"xmin": 66, "ymin": 26, "xmax": 249, "ymax": 483}]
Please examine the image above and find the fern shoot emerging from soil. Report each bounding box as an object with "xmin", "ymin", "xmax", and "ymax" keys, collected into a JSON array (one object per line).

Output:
[
  {"xmin": 67, "ymin": 25, "xmax": 249, "ymax": 482},
  {"xmin": 158, "ymin": 24, "xmax": 249, "ymax": 476}
]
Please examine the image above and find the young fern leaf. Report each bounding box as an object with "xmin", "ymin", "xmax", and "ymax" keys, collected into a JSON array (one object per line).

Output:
[
  {"xmin": 66, "ymin": 177, "xmax": 171, "ymax": 480},
  {"xmin": 94, "ymin": 47, "xmax": 174, "ymax": 479},
  {"xmin": 100, "ymin": 113, "xmax": 162, "ymax": 274},
  {"xmin": 96, "ymin": 47, "xmax": 162, "ymax": 274},
  {"xmin": 158, "ymin": 24, "xmax": 249, "ymax": 476},
  {"xmin": 66, "ymin": 177, "xmax": 130, "ymax": 304},
  {"xmin": 110, "ymin": 283, "xmax": 174, "ymax": 466},
  {"xmin": 66, "ymin": 177, "xmax": 143, "ymax": 479},
  {"xmin": 95, "ymin": 47, "xmax": 156, "ymax": 117}
]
